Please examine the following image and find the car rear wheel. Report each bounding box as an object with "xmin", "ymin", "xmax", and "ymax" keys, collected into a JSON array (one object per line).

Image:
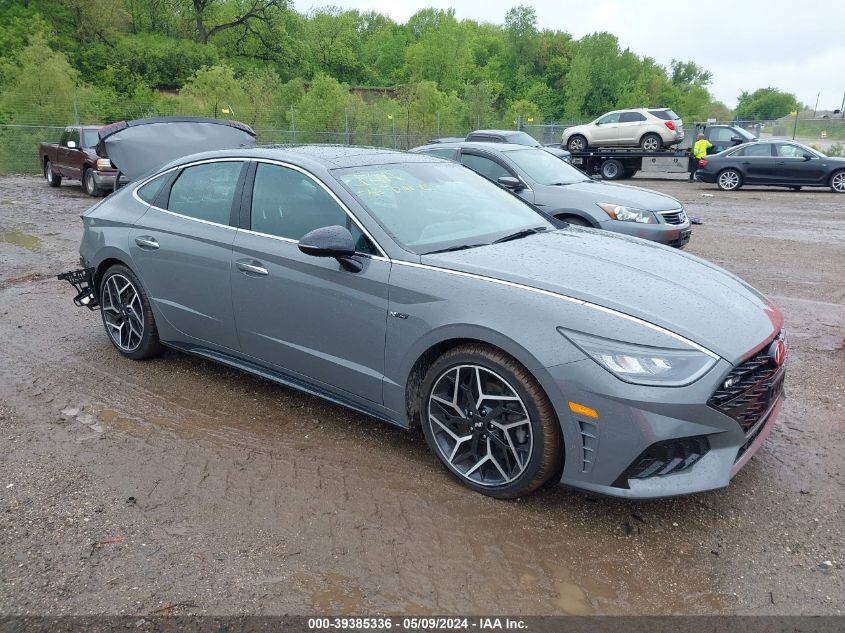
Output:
[
  {"xmin": 44, "ymin": 160, "xmax": 61, "ymax": 187},
  {"xmin": 99, "ymin": 264, "xmax": 163, "ymax": 360},
  {"xmin": 717, "ymin": 168, "xmax": 742, "ymax": 191},
  {"xmin": 83, "ymin": 168, "xmax": 103, "ymax": 197},
  {"xmin": 831, "ymin": 170, "xmax": 845, "ymax": 193},
  {"xmin": 600, "ymin": 159, "xmax": 624, "ymax": 180},
  {"xmin": 640, "ymin": 133, "xmax": 663, "ymax": 151},
  {"xmin": 567, "ymin": 135, "xmax": 587, "ymax": 152},
  {"xmin": 420, "ymin": 344, "xmax": 561, "ymax": 499}
]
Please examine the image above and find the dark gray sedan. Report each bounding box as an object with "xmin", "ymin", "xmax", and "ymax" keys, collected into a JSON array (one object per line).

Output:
[
  {"xmin": 60, "ymin": 145, "xmax": 786, "ymax": 499},
  {"xmin": 412, "ymin": 142, "xmax": 692, "ymax": 247}
]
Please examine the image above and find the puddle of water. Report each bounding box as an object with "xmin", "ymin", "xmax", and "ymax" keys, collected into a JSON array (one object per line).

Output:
[
  {"xmin": 310, "ymin": 573, "xmax": 363, "ymax": 614},
  {"xmin": 0, "ymin": 231, "xmax": 41, "ymax": 250}
]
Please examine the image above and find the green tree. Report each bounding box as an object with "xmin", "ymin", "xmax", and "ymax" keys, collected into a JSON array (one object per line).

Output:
[
  {"xmin": 180, "ymin": 64, "xmax": 246, "ymax": 118},
  {"xmin": 734, "ymin": 88, "xmax": 798, "ymax": 120}
]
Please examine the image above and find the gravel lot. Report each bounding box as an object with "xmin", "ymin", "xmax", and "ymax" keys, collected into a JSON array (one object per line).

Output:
[{"xmin": 0, "ymin": 174, "xmax": 843, "ymax": 616}]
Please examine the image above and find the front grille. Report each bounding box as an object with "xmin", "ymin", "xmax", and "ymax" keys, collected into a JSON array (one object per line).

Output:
[
  {"xmin": 659, "ymin": 209, "xmax": 687, "ymax": 225},
  {"xmin": 612, "ymin": 436, "xmax": 710, "ymax": 488},
  {"xmin": 708, "ymin": 332, "xmax": 786, "ymax": 433}
]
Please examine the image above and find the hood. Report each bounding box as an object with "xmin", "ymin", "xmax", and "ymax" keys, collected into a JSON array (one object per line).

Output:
[
  {"xmin": 97, "ymin": 117, "xmax": 256, "ymax": 180},
  {"xmin": 554, "ymin": 180, "xmax": 682, "ymax": 211},
  {"xmin": 421, "ymin": 229, "xmax": 782, "ymax": 363}
]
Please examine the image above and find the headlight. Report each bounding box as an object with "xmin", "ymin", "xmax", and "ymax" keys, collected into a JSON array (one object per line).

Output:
[
  {"xmin": 597, "ymin": 203, "xmax": 657, "ymax": 224},
  {"xmin": 559, "ymin": 328, "xmax": 718, "ymax": 387},
  {"xmin": 95, "ymin": 158, "xmax": 111, "ymax": 170}
]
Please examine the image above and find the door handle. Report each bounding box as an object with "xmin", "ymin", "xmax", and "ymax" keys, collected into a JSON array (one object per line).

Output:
[
  {"xmin": 134, "ymin": 236, "xmax": 159, "ymax": 250},
  {"xmin": 236, "ymin": 260, "xmax": 269, "ymax": 277}
]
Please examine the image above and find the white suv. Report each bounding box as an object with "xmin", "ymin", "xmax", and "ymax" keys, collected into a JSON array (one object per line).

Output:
[{"xmin": 562, "ymin": 108, "xmax": 684, "ymax": 152}]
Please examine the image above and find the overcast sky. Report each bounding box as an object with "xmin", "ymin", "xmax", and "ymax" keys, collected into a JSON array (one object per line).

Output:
[{"xmin": 292, "ymin": 0, "xmax": 845, "ymax": 110}]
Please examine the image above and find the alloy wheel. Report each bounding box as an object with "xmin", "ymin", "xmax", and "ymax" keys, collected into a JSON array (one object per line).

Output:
[
  {"xmin": 832, "ymin": 171, "xmax": 845, "ymax": 193},
  {"xmin": 101, "ymin": 273, "xmax": 145, "ymax": 352},
  {"xmin": 642, "ymin": 135, "xmax": 661, "ymax": 151},
  {"xmin": 427, "ymin": 364, "xmax": 532, "ymax": 486},
  {"xmin": 568, "ymin": 137, "xmax": 585, "ymax": 151},
  {"xmin": 718, "ymin": 170, "xmax": 740, "ymax": 190},
  {"xmin": 84, "ymin": 170, "xmax": 96, "ymax": 195}
]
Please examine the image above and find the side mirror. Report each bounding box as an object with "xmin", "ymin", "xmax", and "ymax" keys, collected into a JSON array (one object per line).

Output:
[
  {"xmin": 298, "ymin": 225, "xmax": 362, "ymax": 272},
  {"xmin": 497, "ymin": 175, "xmax": 524, "ymax": 191},
  {"xmin": 66, "ymin": 140, "xmax": 78, "ymax": 149},
  {"xmin": 802, "ymin": 153, "xmax": 814, "ymax": 161}
]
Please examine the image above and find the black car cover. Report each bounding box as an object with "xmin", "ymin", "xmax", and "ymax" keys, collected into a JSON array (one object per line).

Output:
[{"xmin": 97, "ymin": 117, "xmax": 256, "ymax": 181}]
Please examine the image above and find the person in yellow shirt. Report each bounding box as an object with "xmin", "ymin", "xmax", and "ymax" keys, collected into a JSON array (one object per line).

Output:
[{"xmin": 689, "ymin": 132, "xmax": 713, "ymax": 182}]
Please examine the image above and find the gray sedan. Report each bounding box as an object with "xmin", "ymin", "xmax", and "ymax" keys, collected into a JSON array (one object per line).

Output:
[
  {"xmin": 60, "ymin": 146, "xmax": 785, "ymax": 499},
  {"xmin": 412, "ymin": 142, "xmax": 692, "ymax": 247}
]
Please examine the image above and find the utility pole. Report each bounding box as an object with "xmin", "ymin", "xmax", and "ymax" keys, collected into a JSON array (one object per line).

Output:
[
  {"xmin": 813, "ymin": 92, "xmax": 820, "ymax": 118},
  {"xmin": 840, "ymin": 90, "xmax": 845, "ymax": 118}
]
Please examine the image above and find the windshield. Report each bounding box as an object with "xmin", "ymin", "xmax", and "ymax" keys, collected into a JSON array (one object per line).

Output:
[
  {"xmin": 82, "ymin": 129, "xmax": 99, "ymax": 148},
  {"xmin": 505, "ymin": 131, "xmax": 540, "ymax": 147},
  {"xmin": 337, "ymin": 162, "xmax": 552, "ymax": 255},
  {"xmin": 507, "ymin": 148, "xmax": 590, "ymax": 185}
]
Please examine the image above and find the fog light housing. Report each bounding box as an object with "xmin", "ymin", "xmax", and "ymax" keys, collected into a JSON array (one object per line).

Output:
[{"xmin": 612, "ymin": 436, "xmax": 710, "ymax": 488}]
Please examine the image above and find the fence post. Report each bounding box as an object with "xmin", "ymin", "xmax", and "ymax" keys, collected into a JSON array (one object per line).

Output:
[
  {"xmin": 290, "ymin": 106, "xmax": 296, "ymax": 143},
  {"xmin": 345, "ymin": 109, "xmax": 350, "ymax": 146}
]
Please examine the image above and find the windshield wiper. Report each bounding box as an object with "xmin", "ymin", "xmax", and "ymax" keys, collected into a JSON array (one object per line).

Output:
[
  {"xmin": 492, "ymin": 227, "xmax": 547, "ymax": 244},
  {"xmin": 424, "ymin": 243, "xmax": 486, "ymax": 255}
]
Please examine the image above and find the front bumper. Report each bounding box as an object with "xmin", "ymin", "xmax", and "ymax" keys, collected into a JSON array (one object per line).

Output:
[
  {"xmin": 601, "ymin": 218, "xmax": 692, "ymax": 248},
  {"xmin": 541, "ymin": 352, "xmax": 784, "ymax": 499},
  {"xmin": 91, "ymin": 170, "xmax": 117, "ymax": 188}
]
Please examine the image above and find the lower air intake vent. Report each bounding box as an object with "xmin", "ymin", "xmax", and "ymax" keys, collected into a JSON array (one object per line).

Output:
[{"xmin": 612, "ymin": 436, "xmax": 710, "ymax": 488}]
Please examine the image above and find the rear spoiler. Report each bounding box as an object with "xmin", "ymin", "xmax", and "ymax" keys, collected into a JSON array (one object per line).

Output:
[{"xmin": 96, "ymin": 116, "xmax": 256, "ymax": 182}]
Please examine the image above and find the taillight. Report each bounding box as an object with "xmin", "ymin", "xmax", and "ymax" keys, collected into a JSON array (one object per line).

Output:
[
  {"xmin": 664, "ymin": 121, "xmax": 676, "ymax": 131},
  {"xmin": 698, "ymin": 158, "xmax": 708, "ymax": 167}
]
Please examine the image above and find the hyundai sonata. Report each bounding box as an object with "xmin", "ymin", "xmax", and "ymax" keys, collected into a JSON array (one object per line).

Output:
[{"xmin": 60, "ymin": 145, "xmax": 786, "ymax": 499}]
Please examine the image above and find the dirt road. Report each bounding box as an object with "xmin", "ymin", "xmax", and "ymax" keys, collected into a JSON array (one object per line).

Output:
[{"xmin": 1, "ymin": 175, "xmax": 843, "ymax": 616}]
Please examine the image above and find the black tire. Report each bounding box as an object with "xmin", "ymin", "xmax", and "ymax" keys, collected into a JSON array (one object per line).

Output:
[
  {"xmin": 567, "ymin": 135, "xmax": 588, "ymax": 152},
  {"xmin": 640, "ymin": 133, "xmax": 663, "ymax": 151},
  {"xmin": 830, "ymin": 170, "xmax": 845, "ymax": 193},
  {"xmin": 83, "ymin": 168, "xmax": 103, "ymax": 197},
  {"xmin": 44, "ymin": 160, "xmax": 62, "ymax": 187},
  {"xmin": 557, "ymin": 215, "xmax": 590, "ymax": 227},
  {"xmin": 99, "ymin": 264, "xmax": 163, "ymax": 360},
  {"xmin": 600, "ymin": 159, "xmax": 624, "ymax": 180},
  {"xmin": 419, "ymin": 344, "xmax": 562, "ymax": 499},
  {"xmin": 716, "ymin": 168, "xmax": 743, "ymax": 191},
  {"xmin": 621, "ymin": 169, "xmax": 637, "ymax": 179}
]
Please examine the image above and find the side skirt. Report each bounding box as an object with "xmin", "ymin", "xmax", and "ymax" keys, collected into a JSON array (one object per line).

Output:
[{"xmin": 163, "ymin": 341, "xmax": 407, "ymax": 430}]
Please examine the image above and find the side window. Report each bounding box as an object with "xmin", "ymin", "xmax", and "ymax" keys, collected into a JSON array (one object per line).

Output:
[
  {"xmin": 738, "ymin": 144, "xmax": 773, "ymax": 157},
  {"xmin": 708, "ymin": 128, "xmax": 734, "ymax": 142},
  {"xmin": 619, "ymin": 112, "xmax": 646, "ymax": 123},
  {"xmin": 136, "ymin": 173, "xmax": 169, "ymax": 204},
  {"xmin": 460, "ymin": 153, "xmax": 511, "ymax": 182},
  {"xmin": 597, "ymin": 113, "xmax": 620, "ymax": 124},
  {"xmin": 167, "ymin": 161, "xmax": 242, "ymax": 225},
  {"xmin": 421, "ymin": 148, "xmax": 458, "ymax": 161},
  {"xmin": 251, "ymin": 163, "xmax": 374, "ymax": 254},
  {"xmin": 775, "ymin": 144, "xmax": 805, "ymax": 158}
]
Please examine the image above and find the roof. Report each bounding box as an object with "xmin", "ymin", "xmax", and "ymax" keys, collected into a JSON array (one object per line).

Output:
[
  {"xmin": 413, "ymin": 141, "xmax": 533, "ymax": 153},
  {"xmin": 468, "ymin": 129, "xmax": 521, "ymax": 136}
]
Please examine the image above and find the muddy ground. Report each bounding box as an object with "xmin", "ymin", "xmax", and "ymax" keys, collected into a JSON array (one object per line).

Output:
[{"xmin": 0, "ymin": 174, "xmax": 843, "ymax": 617}]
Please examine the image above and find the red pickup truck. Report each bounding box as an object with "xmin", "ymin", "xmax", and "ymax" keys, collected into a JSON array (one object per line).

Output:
[{"xmin": 39, "ymin": 125, "xmax": 117, "ymax": 196}]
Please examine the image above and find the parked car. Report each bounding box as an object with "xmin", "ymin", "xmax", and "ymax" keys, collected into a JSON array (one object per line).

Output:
[
  {"xmin": 59, "ymin": 139, "xmax": 786, "ymax": 500},
  {"xmin": 411, "ymin": 142, "xmax": 691, "ymax": 247},
  {"xmin": 695, "ymin": 124, "xmax": 757, "ymax": 154},
  {"xmin": 39, "ymin": 125, "xmax": 117, "ymax": 196},
  {"xmin": 695, "ymin": 140, "xmax": 845, "ymax": 192},
  {"xmin": 562, "ymin": 108, "xmax": 684, "ymax": 152},
  {"xmin": 458, "ymin": 129, "xmax": 572, "ymax": 162}
]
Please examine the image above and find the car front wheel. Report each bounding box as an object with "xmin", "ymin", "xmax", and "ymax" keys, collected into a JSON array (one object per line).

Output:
[
  {"xmin": 831, "ymin": 170, "xmax": 845, "ymax": 193},
  {"xmin": 99, "ymin": 264, "xmax": 163, "ymax": 360},
  {"xmin": 717, "ymin": 168, "xmax": 743, "ymax": 191},
  {"xmin": 420, "ymin": 344, "xmax": 562, "ymax": 499}
]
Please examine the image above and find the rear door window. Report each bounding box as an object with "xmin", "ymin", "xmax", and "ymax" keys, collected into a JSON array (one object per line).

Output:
[
  {"xmin": 619, "ymin": 112, "xmax": 646, "ymax": 123},
  {"xmin": 167, "ymin": 161, "xmax": 243, "ymax": 225},
  {"xmin": 420, "ymin": 148, "xmax": 459, "ymax": 161}
]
